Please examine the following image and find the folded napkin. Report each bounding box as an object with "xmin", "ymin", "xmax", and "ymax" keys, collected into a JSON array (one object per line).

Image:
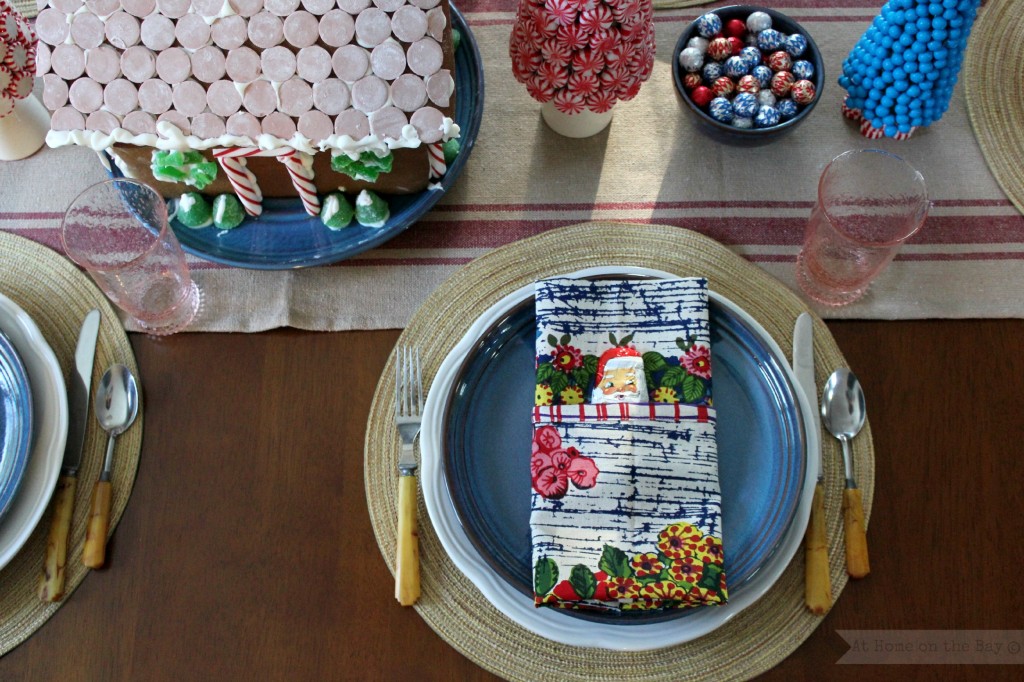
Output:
[{"xmin": 530, "ymin": 277, "xmax": 727, "ymax": 612}]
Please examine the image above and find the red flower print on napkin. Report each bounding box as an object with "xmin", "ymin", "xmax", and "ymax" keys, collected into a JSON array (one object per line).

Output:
[{"xmin": 531, "ymin": 426, "xmax": 599, "ymax": 499}]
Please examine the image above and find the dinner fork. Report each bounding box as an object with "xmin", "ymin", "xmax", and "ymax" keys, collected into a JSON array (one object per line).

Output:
[{"xmin": 394, "ymin": 346, "xmax": 422, "ymax": 606}]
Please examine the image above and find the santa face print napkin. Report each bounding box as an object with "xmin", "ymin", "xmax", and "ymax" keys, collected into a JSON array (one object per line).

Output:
[{"xmin": 530, "ymin": 277, "xmax": 727, "ymax": 612}]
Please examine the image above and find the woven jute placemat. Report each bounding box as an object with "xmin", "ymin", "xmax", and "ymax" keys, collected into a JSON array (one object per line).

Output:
[
  {"xmin": 364, "ymin": 223, "xmax": 874, "ymax": 681},
  {"xmin": 965, "ymin": 0, "xmax": 1024, "ymax": 215},
  {"xmin": 0, "ymin": 231, "xmax": 143, "ymax": 657}
]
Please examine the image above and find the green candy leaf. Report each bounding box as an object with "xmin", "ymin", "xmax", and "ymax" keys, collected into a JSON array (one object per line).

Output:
[
  {"xmin": 152, "ymin": 166, "xmax": 187, "ymax": 183},
  {"xmin": 681, "ymin": 374, "xmax": 706, "ymax": 403},
  {"xmin": 534, "ymin": 558, "xmax": 559, "ymax": 596},
  {"xmin": 643, "ymin": 351, "xmax": 668, "ymax": 373},
  {"xmin": 661, "ymin": 366, "xmax": 686, "ymax": 388},
  {"xmin": 569, "ymin": 564, "xmax": 597, "ymax": 600},
  {"xmin": 598, "ymin": 545, "xmax": 631, "ymax": 579},
  {"xmin": 548, "ymin": 334, "xmax": 559, "ymax": 348},
  {"xmin": 331, "ymin": 150, "xmax": 393, "ymax": 182}
]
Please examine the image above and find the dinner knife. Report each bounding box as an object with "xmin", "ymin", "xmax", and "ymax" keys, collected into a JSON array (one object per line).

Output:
[
  {"xmin": 793, "ymin": 312, "xmax": 832, "ymax": 615},
  {"xmin": 38, "ymin": 309, "xmax": 101, "ymax": 602}
]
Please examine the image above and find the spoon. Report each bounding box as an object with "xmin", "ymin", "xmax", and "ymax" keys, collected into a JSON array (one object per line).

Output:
[
  {"xmin": 83, "ymin": 364, "xmax": 139, "ymax": 569},
  {"xmin": 821, "ymin": 368, "xmax": 870, "ymax": 579}
]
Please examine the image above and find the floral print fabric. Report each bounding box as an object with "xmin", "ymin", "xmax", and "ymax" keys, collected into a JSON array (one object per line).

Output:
[{"xmin": 531, "ymin": 278, "xmax": 727, "ymax": 611}]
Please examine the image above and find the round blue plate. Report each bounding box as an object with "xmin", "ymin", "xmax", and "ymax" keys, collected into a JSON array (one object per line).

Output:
[
  {"xmin": 109, "ymin": 5, "xmax": 482, "ymax": 270},
  {"xmin": 443, "ymin": 295, "xmax": 805, "ymax": 623},
  {"xmin": 0, "ymin": 330, "xmax": 33, "ymax": 520}
]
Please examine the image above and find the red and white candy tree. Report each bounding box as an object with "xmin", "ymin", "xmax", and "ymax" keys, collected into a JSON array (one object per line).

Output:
[
  {"xmin": 0, "ymin": 0, "xmax": 47, "ymax": 160},
  {"xmin": 510, "ymin": 0, "xmax": 655, "ymax": 137}
]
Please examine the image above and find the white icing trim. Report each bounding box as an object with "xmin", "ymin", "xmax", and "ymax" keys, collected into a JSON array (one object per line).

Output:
[{"xmin": 48, "ymin": 115, "xmax": 461, "ymax": 155}]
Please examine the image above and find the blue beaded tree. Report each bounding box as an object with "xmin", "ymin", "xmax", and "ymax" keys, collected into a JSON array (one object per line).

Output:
[{"xmin": 838, "ymin": 0, "xmax": 981, "ymax": 139}]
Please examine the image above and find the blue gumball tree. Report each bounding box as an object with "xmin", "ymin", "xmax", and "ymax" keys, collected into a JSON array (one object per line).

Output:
[{"xmin": 838, "ymin": 0, "xmax": 981, "ymax": 139}]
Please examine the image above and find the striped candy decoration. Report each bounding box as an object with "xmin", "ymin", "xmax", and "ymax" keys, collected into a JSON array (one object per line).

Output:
[
  {"xmin": 859, "ymin": 119, "xmax": 885, "ymax": 139},
  {"xmin": 212, "ymin": 147, "xmax": 264, "ymax": 216},
  {"xmin": 212, "ymin": 147, "xmax": 321, "ymax": 216},
  {"xmin": 276, "ymin": 150, "xmax": 320, "ymax": 216},
  {"xmin": 427, "ymin": 143, "xmax": 446, "ymax": 180}
]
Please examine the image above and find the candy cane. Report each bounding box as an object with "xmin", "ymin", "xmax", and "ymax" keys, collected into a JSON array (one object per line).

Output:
[
  {"xmin": 276, "ymin": 150, "xmax": 320, "ymax": 216},
  {"xmin": 892, "ymin": 127, "xmax": 916, "ymax": 141},
  {"xmin": 427, "ymin": 143, "xmax": 446, "ymax": 180},
  {"xmin": 213, "ymin": 147, "xmax": 321, "ymax": 217},
  {"xmin": 212, "ymin": 147, "xmax": 264, "ymax": 216}
]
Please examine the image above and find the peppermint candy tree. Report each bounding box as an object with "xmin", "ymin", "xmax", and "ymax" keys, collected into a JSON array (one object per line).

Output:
[
  {"xmin": 0, "ymin": 1, "xmax": 35, "ymax": 119},
  {"xmin": 510, "ymin": 0, "xmax": 655, "ymax": 129},
  {"xmin": 0, "ymin": 0, "xmax": 47, "ymax": 160}
]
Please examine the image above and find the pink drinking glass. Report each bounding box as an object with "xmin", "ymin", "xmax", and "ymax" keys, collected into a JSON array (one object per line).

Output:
[
  {"xmin": 61, "ymin": 179, "xmax": 201, "ymax": 335},
  {"xmin": 796, "ymin": 149, "xmax": 928, "ymax": 306}
]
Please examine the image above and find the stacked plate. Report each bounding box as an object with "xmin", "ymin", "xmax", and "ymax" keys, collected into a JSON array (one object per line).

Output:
[
  {"xmin": 0, "ymin": 292, "xmax": 69, "ymax": 571},
  {"xmin": 420, "ymin": 266, "xmax": 819, "ymax": 651}
]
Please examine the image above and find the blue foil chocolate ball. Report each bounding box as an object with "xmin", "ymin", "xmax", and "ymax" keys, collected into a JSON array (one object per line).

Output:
[
  {"xmin": 709, "ymin": 96, "xmax": 735, "ymax": 122},
  {"xmin": 733, "ymin": 92, "xmax": 760, "ymax": 117}
]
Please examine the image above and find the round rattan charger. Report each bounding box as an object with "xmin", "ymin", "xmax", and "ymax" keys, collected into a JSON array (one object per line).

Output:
[
  {"xmin": 965, "ymin": 0, "xmax": 1024, "ymax": 215},
  {"xmin": 364, "ymin": 223, "xmax": 874, "ymax": 681},
  {"xmin": 0, "ymin": 231, "xmax": 143, "ymax": 656}
]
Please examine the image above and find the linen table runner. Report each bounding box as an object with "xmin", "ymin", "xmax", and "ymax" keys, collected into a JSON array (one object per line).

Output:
[{"xmin": 530, "ymin": 277, "xmax": 727, "ymax": 611}]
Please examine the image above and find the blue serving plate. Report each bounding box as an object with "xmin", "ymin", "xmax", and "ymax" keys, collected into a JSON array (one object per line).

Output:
[
  {"xmin": 109, "ymin": 5, "xmax": 483, "ymax": 269},
  {"xmin": 442, "ymin": 292, "xmax": 805, "ymax": 624},
  {"xmin": 0, "ymin": 330, "xmax": 33, "ymax": 520}
]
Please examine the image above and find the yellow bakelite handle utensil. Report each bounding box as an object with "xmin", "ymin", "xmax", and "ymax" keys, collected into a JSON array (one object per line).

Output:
[
  {"xmin": 38, "ymin": 475, "xmax": 77, "ymax": 601},
  {"xmin": 804, "ymin": 482, "xmax": 832, "ymax": 613},
  {"xmin": 843, "ymin": 487, "xmax": 870, "ymax": 578},
  {"xmin": 395, "ymin": 474, "xmax": 420, "ymax": 605},
  {"xmin": 82, "ymin": 480, "xmax": 112, "ymax": 568}
]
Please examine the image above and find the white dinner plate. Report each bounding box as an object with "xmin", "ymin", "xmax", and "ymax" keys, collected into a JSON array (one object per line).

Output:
[
  {"xmin": 0, "ymin": 292, "xmax": 69, "ymax": 571},
  {"xmin": 420, "ymin": 266, "xmax": 819, "ymax": 651}
]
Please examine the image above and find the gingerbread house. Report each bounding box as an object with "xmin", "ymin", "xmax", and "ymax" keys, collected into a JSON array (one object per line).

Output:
[{"xmin": 35, "ymin": 0, "xmax": 460, "ymax": 218}]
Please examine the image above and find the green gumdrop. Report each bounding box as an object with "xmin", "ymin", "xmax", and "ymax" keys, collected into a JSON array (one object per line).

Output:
[
  {"xmin": 354, "ymin": 190, "xmax": 389, "ymax": 228},
  {"xmin": 175, "ymin": 192, "xmax": 213, "ymax": 228},
  {"xmin": 212, "ymin": 194, "xmax": 245, "ymax": 230},
  {"xmin": 320, "ymin": 192, "xmax": 354, "ymax": 230},
  {"xmin": 453, "ymin": 28, "xmax": 462, "ymax": 52},
  {"xmin": 442, "ymin": 138, "xmax": 460, "ymax": 165}
]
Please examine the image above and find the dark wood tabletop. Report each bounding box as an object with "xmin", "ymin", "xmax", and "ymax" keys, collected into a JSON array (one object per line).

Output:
[{"xmin": 1, "ymin": 320, "xmax": 1022, "ymax": 681}]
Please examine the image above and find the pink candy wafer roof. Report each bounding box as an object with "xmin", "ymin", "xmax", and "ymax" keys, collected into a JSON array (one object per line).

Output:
[{"xmin": 36, "ymin": 0, "xmax": 455, "ymax": 148}]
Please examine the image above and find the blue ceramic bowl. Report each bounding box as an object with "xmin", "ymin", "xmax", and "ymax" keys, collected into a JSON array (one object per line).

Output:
[{"xmin": 673, "ymin": 5, "xmax": 824, "ymax": 146}]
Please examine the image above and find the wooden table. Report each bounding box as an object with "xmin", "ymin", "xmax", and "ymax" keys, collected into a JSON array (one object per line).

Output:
[{"xmin": 1, "ymin": 320, "xmax": 1022, "ymax": 680}]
